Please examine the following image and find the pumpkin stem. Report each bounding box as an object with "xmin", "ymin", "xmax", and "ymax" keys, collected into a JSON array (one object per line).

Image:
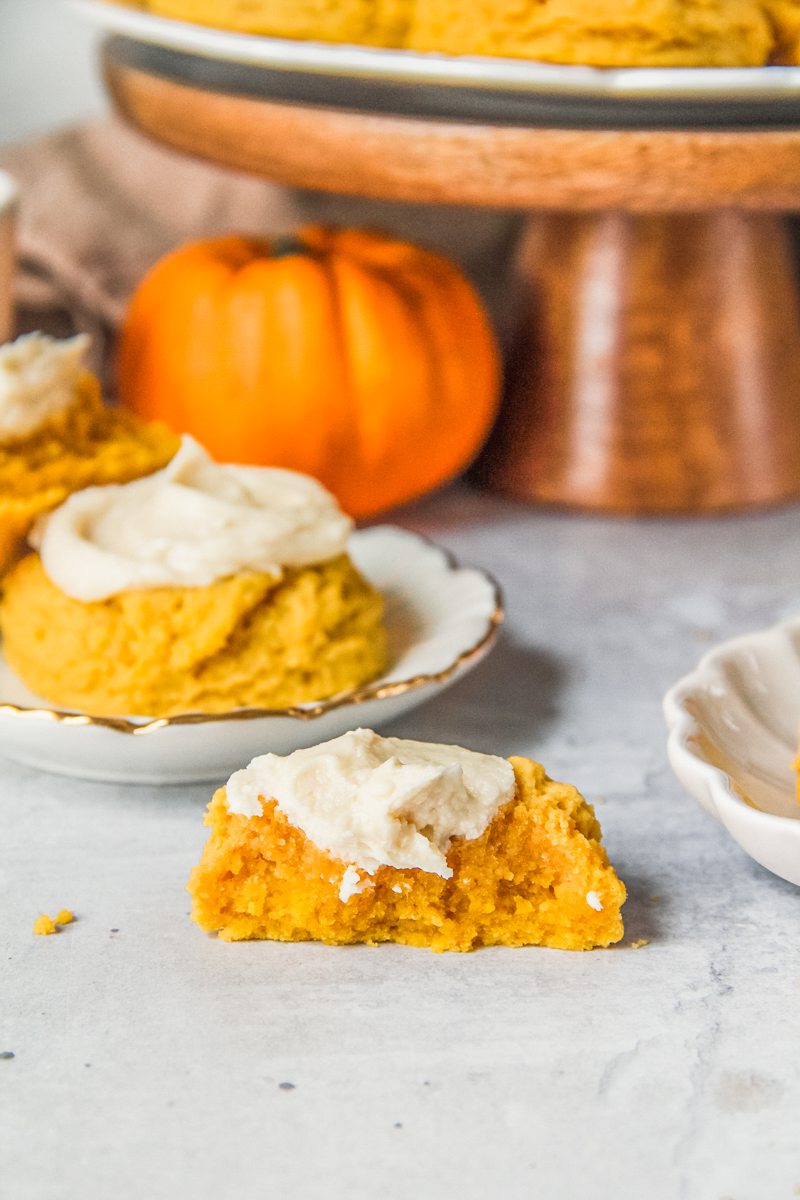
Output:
[{"xmin": 271, "ymin": 235, "xmax": 306, "ymax": 260}]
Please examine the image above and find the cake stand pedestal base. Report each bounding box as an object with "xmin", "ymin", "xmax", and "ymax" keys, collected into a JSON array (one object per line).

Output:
[{"xmin": 482, "ymin": 210, "xmax": 800, "ymax": 512}]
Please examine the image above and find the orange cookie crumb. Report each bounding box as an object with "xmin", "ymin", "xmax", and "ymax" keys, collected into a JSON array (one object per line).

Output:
[
  {"xmin": 55, "ymin": 909, "xmax": 74, "ymax": 926},
  {"xmin": 33, "ymin": 914, "xmax": 56, "ymax": 936}
]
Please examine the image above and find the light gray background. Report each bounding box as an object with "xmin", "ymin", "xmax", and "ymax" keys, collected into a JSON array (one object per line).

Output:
[
  {"xmin": 4, "ymin": 498, "xmax": 800, "ymax": 1200},
  {"xmin": 0, "ymin": 0, "xmax": 106, "ymax": 149}
]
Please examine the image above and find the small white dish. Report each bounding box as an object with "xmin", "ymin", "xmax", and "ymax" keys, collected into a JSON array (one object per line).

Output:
[
  {"xmin": 664, "ymin": 619, "xmax": 800, "ymax": 887},
  {"xmin": 0, "ymin": 526, "xmax": 502, "ymax": 785}
]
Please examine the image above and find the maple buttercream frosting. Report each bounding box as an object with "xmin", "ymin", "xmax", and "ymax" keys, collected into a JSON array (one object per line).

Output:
[
  {"xmin": 32, "ymin": 435, "xmax": 353, "ymax": 602},
  {"xmin": 0, "ymin": 333, "xmax": 90, "ymax": 442},
  {"xmin": 225, "ymin": 729, "xmax": 517, "ymax": 877}
]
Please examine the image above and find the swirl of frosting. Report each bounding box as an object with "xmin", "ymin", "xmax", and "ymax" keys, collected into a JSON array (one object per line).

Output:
[
  {"xmin": 225, "ymin": 729, "xmax": 517, "ymax": 884},
  {"xmin": 32, "ymin": 436, "xmax": 354, "ymax": 602},
  {"xmin": 0, "ymin": 332, "xmax": 89, "ymax": 442}
]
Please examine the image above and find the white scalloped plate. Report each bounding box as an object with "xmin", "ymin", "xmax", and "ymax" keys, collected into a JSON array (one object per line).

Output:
[
  {"xmin": 0, "ymin": 526, "xmax": 502, "ymax": 785},
  {"xmin": 664, "ymin": 619, "xmax": 800, "ymax": 887}
]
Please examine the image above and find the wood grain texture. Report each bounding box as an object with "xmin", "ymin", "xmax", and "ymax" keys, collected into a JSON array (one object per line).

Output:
[
  {"xmin": 482, "ymin": 211, "xmax": 800, "ymax": 512},
  {"xmin": 103, "ymin": 51, "xmax": 800, "ymax": 212}
]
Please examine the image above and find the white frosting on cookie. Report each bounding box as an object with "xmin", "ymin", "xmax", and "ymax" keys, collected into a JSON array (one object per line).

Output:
[
  {"xmin": 0, "ymin": 332, "xmax": 88, "ymax": 441},
  {"xmin": 33, "ymin": 435, "xmax": 353, "ymax": 601},
  {"xmin": 225, "ymin": 728, "xmax": 516, "ymax": 880}
]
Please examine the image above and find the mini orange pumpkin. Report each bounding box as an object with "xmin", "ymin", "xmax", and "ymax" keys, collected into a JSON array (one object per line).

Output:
[{"xmin": 118, "ymin": 226, "xmax": 501, "ymax": 516}]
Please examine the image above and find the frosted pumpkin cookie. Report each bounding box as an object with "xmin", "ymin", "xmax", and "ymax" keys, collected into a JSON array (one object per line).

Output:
[
  {"xmin": 1, "ymin": 438, "xmax": 386, "ymax": 716},
  {"xmin": 188, "ymin": 729, "xmax": 626, "ymax": 952},
  {"xmin": 0, "ymin": 332, "xmax": 178, "ymax": 574}
]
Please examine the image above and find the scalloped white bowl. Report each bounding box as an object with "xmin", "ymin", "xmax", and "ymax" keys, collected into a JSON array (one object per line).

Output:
[
  {"xmin": 0, "ymin": 526, "xmax": 502, "ymax": 785},
  {"xmin": 664, "ymin": 619, "xmax": 800, "ymax": 887}
]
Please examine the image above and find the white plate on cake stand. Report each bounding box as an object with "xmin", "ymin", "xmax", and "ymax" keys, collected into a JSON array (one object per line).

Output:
[
  {"xmin": 0, "ymin": 526, "xmax": 503, "ymax": 785},
  {"xmin": 664, "ymin": 618, "xmax": 800, "ymax": 887}
]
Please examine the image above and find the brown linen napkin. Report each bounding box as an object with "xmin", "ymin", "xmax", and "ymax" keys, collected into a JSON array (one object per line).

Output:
[{"xmin": 0, "ymin": 117, "xmax": 520, "ymax": 393}]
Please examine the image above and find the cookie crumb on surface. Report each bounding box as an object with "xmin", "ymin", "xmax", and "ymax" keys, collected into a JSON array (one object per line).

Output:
[
  {"xmin": 631, "ymin": 938, "xmax": 650, "ymax": 950},
  {"xmin": 33, "ymin": 909, "xmax": 75, "ymax": 935}
]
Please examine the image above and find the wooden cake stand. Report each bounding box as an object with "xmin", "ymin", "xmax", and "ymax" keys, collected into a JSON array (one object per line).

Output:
[{"xmin": 103, "ymin": 36, "xmax": 800, "ymax": 513}]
